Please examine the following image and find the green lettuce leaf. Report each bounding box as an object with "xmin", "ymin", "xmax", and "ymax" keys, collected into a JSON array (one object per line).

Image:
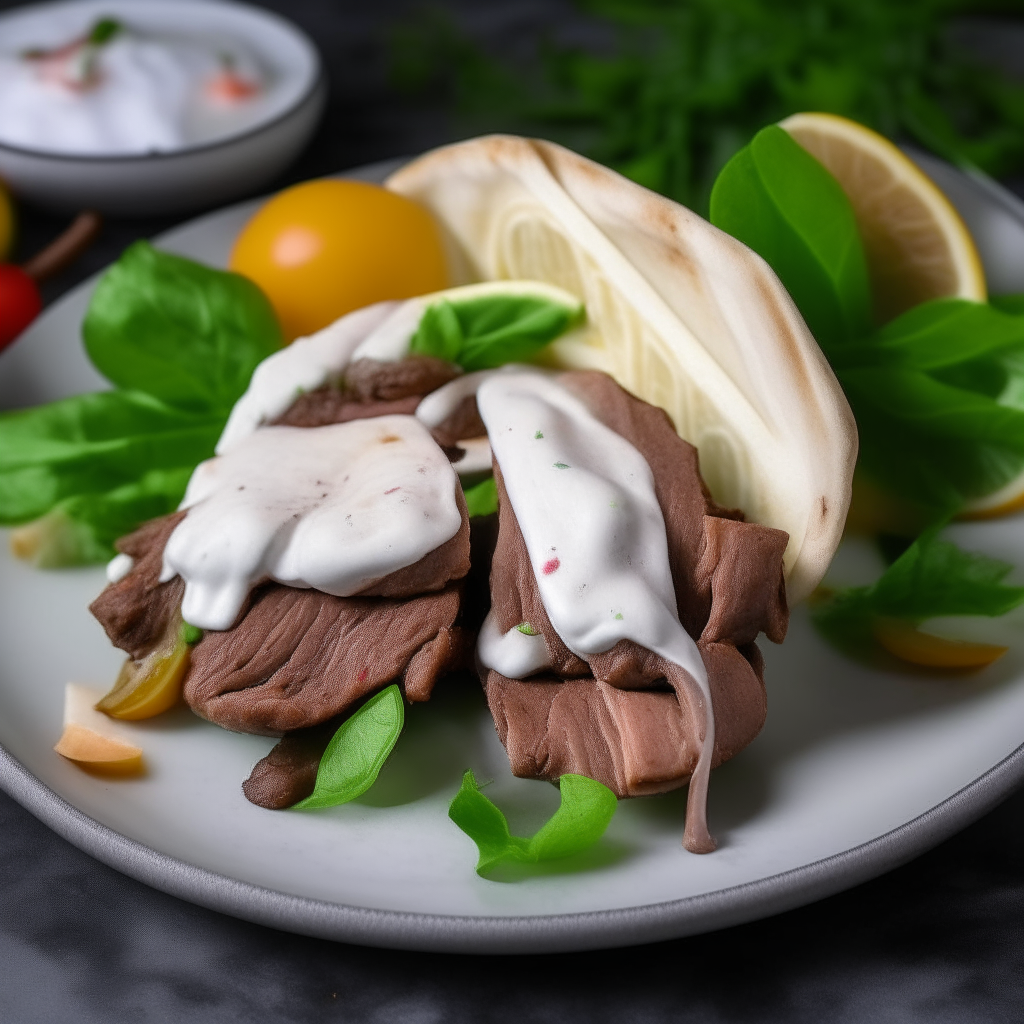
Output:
[
  {"xmin": 0, "ymin": 391, "xmax": 220, "ymax": 524},
  {"xmin": 709, "ymin": 125, "xmax": 872, "ymax": 350},
  {"xmin": 463, "ymin": 476, "xmax": 498, "ymax": 517},
  {"xmin": 812, "ymin": 527, "xmax": 1024, "ymax": 657},
  {"xmin": 410, "ymin": 290, "xmax": 584, "ymax": 371},
  {"xmin": 83, "ymin": 241, "xmax": 283, "ymax": 415},
  {"xmin": 448, "ymin": 770, "xmax": 617, "ymax": 875},
  {"xmin": 989, "ymin": 295, "xmax": 1024, "ymax": 316},
  {"xmin": 294, "ymin": 685, "xmax": 405, "ymax": 810},
  {"xmin": 830, "ymin": 298, "xmax": 1024, "ymax": 374},
  {"xmin": 832, "ymin": 299, "xmax": 1024, "ymax": 511}
]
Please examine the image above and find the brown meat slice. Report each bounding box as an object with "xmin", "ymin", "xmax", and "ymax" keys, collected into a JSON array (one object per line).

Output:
[
  {"xmin": 430, "ymin": 395, "xmax": 487, "ymax": 449},
  {"xmin": 242, "ymin": 715, "xmax": 343, "ymax": 809},
  {"xmin": 186, "ymin": 583, "xmax": 466, "ymax": 735},
  {"xmin": 482, "ymin": 370, "xmax": 789, "ymax": 851},
  {"xmin": 274, "ymin": 356, "xmax": 460, "ymax": 428},
  {"xmin": 90, "ymin": 512, "xmax": 186, "ymax": 660}
]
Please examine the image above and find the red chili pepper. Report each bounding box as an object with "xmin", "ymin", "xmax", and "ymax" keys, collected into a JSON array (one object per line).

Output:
[
  {"xmin": 0, "ymin": 210, "xmax": 102, "ymax": 352},
  {"xmin": 0, "ymin": 264, "xmax": 42, "ymax": 352}
]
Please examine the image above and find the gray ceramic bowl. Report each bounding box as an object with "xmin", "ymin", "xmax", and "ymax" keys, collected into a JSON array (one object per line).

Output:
[{"xmin": 0, "ymin": 0, "xmax": 325, "ymax": 216}]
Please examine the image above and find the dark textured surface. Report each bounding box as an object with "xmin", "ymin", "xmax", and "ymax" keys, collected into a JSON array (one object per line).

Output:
[{"xmin": 4, "ymin": 0, "xmax": 1024, "ymax": 1019}]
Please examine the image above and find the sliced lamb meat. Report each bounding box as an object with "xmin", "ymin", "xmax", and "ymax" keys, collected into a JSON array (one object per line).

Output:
[
  {"xmin": 273, "ymin": 356, "xmax": 460, "ymax": 429},
  {"xmin": 242, "ymin": 715, "xmax": 343, "ymax": 809},
  {"xmin": 90, "ymin": 512, "xmax": 187, "ymax": 661},
  {"xmin": 91, "ymin": 488, "xmax": 470, "ymax": 738},
  {"xmin": 482, "ymin": 371, "xmax": 788, "ymax": 839},
  {"xmin": 186, "ymin": 582, "xmax": 467, "ymax": 735},
  {"xmin": 430, "ymin": 395, "xmax": 487, "ymax": 449},
  {"xmin": 344, "ymin": 356, "xmax": 459, "ymax": 402}
]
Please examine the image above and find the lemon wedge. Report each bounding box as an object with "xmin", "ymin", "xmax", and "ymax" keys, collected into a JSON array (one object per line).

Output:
[
  {"xmin": 388, "ymin": 136, "xmax": 857, "ymax": 603},
  {"xmin": 873, "ymin": 618, "xmax": 1007, "ymax": 670},
  {"xmin": 779, "ymin": 112, "xmax": 986, "ymax": 324}
]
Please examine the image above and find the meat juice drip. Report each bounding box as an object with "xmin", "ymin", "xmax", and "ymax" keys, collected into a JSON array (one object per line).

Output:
[
  {"xmin": 475, "ymin": 370, "xmax": 717, "ymax": 853},
  {"xmin": 160, "ymin": 416, "xmax": 463, "ymax": 631}
]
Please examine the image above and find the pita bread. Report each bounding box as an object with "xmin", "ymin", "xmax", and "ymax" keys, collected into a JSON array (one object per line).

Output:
[{"xmin": 387, "ymin": 135, "xmax": 856, "ymax": 602}]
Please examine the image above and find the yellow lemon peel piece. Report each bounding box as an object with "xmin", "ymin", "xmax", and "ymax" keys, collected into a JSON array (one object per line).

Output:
[{"xmin": 873, "ymin": 617, "xmax": 1007, "ymax": 670}]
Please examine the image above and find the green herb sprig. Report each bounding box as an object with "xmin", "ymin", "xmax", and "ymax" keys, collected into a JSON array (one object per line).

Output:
[
  {"xmin": 392, "ymin": 0, "xmax": 1024, "ymax": 216},
  {"xmin": 812, "ymin": 527, "xmax": 1024, "ymax": 659},
  {"xmin": 410, "ymin": 290, "xmax": 584, "ymax": 370},
  {"xmin": 448, "ymin": 769, "xmax": 617, "ymax": 875}
]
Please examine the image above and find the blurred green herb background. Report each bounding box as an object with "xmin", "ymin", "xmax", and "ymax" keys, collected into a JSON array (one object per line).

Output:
[{"xmin": 391, "ymin": 0, "xmax": 1024, "ymax": 215}]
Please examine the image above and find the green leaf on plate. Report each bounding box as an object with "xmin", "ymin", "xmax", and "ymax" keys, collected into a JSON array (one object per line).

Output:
[
  {"xmin": 13, "ymin": 466, "xmax": 197, "ymax": 566},
  {"xmin": 293, "ymin": 685, "xmax": 405, "ymax": 810},
  {"xmin": 448, "ymin": 770, "xmax": 617, "ymax": 875},
  {"xmin": 83, "ymin": 240, "xmax": 283, "ymax": 416},
  {"xmin": 812, "ymin": 526, "xmax": 1024, "ymax": 657},
  {"xmin": 2, "ymin": 243, "xmax": 284, "ymax": 566},
  {"xmin": 0, "ymin": 390, "xmax": 220, "ymax": 524},
  {"xmin": 830, "ymin": 299, "xmax": 1024, "ymax": 512},
  {"xmin": 989, "ymin": 294, "xmax": 1024, "ymax": 316},
  {"xmin": 410, "ymin": 286, "xmax": 584, "ymax": 371},
  {"xmin": 709, "ymin": 124, "xmax": 873, "ymax": 350}
]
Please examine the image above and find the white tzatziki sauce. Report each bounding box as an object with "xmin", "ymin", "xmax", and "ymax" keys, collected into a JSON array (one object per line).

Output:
[
  {"xmin": 0, "ymin": 19, "xmax": 267, "ymax": 156},
  {"xmin": 216, "ymin": 302, "xmax": 400, "ymax": 455},
  {"xmin": 161, "ymin": 415, "xmax": 463, "ymax": 631},
  {"xmin": 474, "ymin": 370, "xmax": 715, "ymax": 840}
]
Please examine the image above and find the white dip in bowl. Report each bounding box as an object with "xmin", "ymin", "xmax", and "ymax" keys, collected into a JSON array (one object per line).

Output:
[{"xmin": 0, "ymin": 0, "xmax": 324, "ymax": 215}]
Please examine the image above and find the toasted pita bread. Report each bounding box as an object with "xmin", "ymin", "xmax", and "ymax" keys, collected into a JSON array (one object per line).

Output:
[{"xmin": 386, "ymin": 135, "xmax": 856, "ymax": 602}]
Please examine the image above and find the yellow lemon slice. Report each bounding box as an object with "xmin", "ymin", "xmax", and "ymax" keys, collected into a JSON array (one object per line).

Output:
[
  {"xmin": 779, "ymin": 112, "xmax": 986, "ymax": 324},
  {"xmin": 873, "ymin": 618, "xmax": 1007, "ymax": 670},
  {"xmin": 388, "ymin": 135, "xmax": 857, "ymax": 603}
]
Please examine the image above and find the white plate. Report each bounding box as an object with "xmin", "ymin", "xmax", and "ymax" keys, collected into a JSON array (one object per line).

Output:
[{"xmin": 3, "ymin": 158, "xmax": 1024, "ymax": 955}]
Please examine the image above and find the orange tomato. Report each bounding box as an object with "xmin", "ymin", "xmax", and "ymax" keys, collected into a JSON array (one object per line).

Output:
[{"xmin": 229, "ymin": 179, "xmax": 449, "ymax": 341}]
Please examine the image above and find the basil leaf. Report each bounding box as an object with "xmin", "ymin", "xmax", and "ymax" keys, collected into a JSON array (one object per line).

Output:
[
  {"xmin": 831, "ymin": 299, "xmax": 1024, "ymax": 373},
  {"xmin": 709, "ymin": 125, "xmax": 872, "ymax": 350},
  {"xmin": 828, "ymin": 299, "xmax": 1024, "ymax": 511},
  {"xmin": 448, "ymin": 770, "xmax": 617, "ymax": 875},
  {"xmin": 410, "ymin": 292, "xmax": 584, "ymax": 371},
  {"xmin": 293, "ymin": 685, "xmax": 405, "ymax": 810},
  {"xmin": 83, "ymin": 241, "xmax": 283, "ymax": 415},
  {"xmin": 813, "ymin": 527, "xmax": 1024, "ymax": 657},
  {"xmin": 989, "ymin": 295, "xmax": 1024, "ymax": 316},
  {"xmin": 0, "ymin": 391, "xmax": 220, "ymax": 524},
  {"xmin": 463, "ymin": 476, "xmax": 498, "ymax": 518}
]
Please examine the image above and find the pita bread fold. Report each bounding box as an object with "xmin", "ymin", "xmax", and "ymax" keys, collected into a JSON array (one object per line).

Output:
[{"xmin": 386, "ymin": 135, "xmax": 857, "ymax": 602}]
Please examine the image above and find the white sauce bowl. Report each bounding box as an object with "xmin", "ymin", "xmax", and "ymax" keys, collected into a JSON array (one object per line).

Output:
[{"xmin": 0, "ymin": 0, "xmax": 325, "ymax": 215}]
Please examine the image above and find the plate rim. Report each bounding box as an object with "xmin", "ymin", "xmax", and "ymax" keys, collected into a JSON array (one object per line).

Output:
[{"xmin": 3, "ymin": 735, "xmax": 1022, "ymax": 954}]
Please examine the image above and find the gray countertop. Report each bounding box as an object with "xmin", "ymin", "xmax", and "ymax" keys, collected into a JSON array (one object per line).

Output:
[{"xmin": 3, "ymin": 1, "xmax": 1024, "ymax": 1019}]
